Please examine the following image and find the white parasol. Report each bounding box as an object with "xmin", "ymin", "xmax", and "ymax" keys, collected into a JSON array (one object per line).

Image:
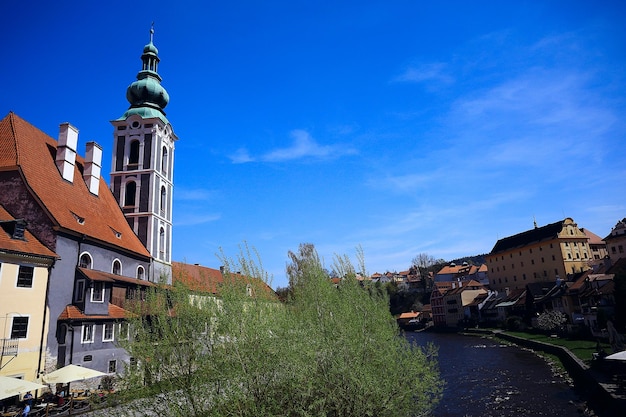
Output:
[
  {"xmin": 605, "ymin": 350, "xmax": 626, "ymax": 361},
  {"xmin": 42, "ymin": 364, "xmax": 106, "ymax": 384},
  {"xmin": 0, "ymin": 376, "xmax": 47, "ymax": 401}
]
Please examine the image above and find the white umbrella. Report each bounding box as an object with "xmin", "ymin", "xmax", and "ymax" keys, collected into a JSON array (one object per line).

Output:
[
  {"xmin": 605, "ymin": 350, "xmax": 626, "ymax": 361},
  {"xmin": 42, "ymin": 365, "xmax": 106, "ymax": 417},
  {"xmin": 0, "ymin": 376, "xmax": 47, "ymax": 401},
  {"xmin": 42, "ymin": 364, "xmax": 106, "ymax": 384}
]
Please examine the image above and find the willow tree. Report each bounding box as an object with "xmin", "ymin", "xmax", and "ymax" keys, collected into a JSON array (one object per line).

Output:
[{"xmin": 106, "ymin": 243, "xmax": 442, "ymax": 417}]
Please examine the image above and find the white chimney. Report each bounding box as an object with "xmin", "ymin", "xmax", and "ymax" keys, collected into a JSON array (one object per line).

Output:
[
  {"xmin": 84, "ymin": 141, "xmax": 102, "ymax": 195},
  {"xmin": 56, "ymin": 123, "xmax": 78, "ymax": 183}
]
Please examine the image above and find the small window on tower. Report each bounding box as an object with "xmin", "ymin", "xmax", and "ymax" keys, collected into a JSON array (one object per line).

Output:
[
  {"xmin": 129, "ymin": 140, "xmax": 140, "ymax": 165},
  {"xmin": 125, "ymin": 181, "xmax": 137, "ymax": 206}
]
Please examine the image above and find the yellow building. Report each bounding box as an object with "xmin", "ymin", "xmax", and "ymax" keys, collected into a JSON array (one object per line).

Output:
[
  {"xmin": 0, "ymin": 205, "xmax": 57, "ymax": 383},
  {"xmin": 486, "ymin": 218, "xmax": 592, "ymax": 292}
]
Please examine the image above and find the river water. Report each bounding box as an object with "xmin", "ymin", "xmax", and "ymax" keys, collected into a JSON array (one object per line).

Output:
[{"xmin": 406, "ymin": 331, "xmax": 590, "ymax": 417}]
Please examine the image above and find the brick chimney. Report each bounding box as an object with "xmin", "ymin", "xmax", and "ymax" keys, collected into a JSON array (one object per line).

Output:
[
  {"xmin": 56, "ymin": 123, "xmax": 78, "ymax": 182},
  {"xmin": 84, "ymin": 141, "xmax": 102, "ymax": 195}
]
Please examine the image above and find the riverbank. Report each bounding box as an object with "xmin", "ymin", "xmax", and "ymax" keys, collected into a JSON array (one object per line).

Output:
[{"xmin": 462, "ymin": 328, "xmax": 626, "ymax": 417}]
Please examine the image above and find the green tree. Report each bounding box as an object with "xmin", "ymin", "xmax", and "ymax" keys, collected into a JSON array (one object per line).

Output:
[{"xmin": 111, "ymin": 243, "xmax": 442, "ymax": 417}]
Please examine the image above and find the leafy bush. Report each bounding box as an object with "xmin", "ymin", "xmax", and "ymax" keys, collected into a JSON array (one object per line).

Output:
[
  {"xmin": 116, "ymin": 243, "xmax": 443, "ymax": 417},
  {"xmin": 536, "ymin": 310, "xmax": 567, "ymax": 333}
]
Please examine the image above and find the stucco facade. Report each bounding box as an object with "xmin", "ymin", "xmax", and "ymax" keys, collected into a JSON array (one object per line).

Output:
[{"xmin": 486, "ymin": 218, "xmax": 592, "ymax": 292}]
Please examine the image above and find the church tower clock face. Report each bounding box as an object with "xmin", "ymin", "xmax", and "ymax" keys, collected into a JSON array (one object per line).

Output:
[{"xmin": 110, "ymin": 26, "xmax": 178, "ymax": 283}]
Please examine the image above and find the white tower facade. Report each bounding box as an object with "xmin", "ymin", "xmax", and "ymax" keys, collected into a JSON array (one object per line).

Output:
[{"xmin": 110, "ymin": 28, "xmax": 177, "ymax": 283}]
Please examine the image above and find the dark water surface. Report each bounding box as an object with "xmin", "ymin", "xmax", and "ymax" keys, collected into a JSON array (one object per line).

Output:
[{"xmin": 406, "ymin": 331, "xmax": 586, "ymax": 417}]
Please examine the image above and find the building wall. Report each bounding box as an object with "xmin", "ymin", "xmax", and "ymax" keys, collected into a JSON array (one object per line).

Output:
[
  {"xmin": 0, "ymin": 259, "xmax": 50, "ymax": 381},
  {"xmin": 48, "ymin": 235, "xmax": 149, "ymax": 372},
  {"xmin": 487, "ymin": 219, "xmax": 591, "ymax": 291}
]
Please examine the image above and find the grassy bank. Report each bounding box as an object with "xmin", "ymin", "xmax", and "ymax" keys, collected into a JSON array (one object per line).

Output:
[{"xmin": 504, "ymin": 331, "xmax": 612, "ymax": 363}]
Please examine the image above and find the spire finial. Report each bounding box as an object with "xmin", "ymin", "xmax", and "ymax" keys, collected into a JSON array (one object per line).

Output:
[
  {"xmin": 150, "ymin": 22, "xmax": 155, "ymax": 43},
  {"xmin": 533, "ymin": 216, "xmax": 538, "ymax": 229}
]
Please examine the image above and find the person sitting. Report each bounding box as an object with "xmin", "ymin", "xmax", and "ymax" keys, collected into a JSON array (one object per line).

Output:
[
  {"xmin": 22, "ymin": 392, "xmax": 33, "ymax": 408},
  {"xmin": 21, "ymin": 403, "xmax": 30, "ymax": 417}
]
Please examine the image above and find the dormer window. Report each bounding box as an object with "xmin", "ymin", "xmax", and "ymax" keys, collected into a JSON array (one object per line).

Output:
[
  {"xmin": 91, "ymin": 282, "xmax": 104, "ymax": 303},
  {"xmin": 71, "ymin": 211, "xmax": 85, "ymax": 225}
]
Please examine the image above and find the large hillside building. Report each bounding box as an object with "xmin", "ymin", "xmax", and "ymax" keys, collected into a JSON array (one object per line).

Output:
[{"xmin": 486, "ymin": 218, "xmax": 593, "ymax": 291}]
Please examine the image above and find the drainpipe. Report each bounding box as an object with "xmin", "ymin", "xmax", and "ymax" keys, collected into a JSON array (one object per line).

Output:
[
  {"xmin": 68, "ymin": 323, "xmax": 75, "ymax": 365},
  {"xmin": 37, "ymin": 258, "xmax": 57, "ymax": 379}
]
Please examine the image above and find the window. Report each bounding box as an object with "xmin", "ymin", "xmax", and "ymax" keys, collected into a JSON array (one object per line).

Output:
[
  {"xmin": 125, "ymin": 181, "xmax": 137, "ymax": 206},
  {"xmin": 620, "ymin": 245, "xmax": 624, "ymax": 254},
  {"xmin": 118, "ymin": 322, "xmax": 129, "ymax": 341},
  {"xmin": 11, "ymin": 316, "xmax": 29, "ymax": 339},
  {"xmin": 160, "ymin": 186, "xmax": 166, "ymax": 215},
  {"xmin": 91, "ymin": 282, "xmax": 104, "ymax": 303},
  {"xmin": 103, "ymin": 323, "xmax": 114, "ymax": 342},
  {"xmin": 159, "ymin": 228, "xmax": 165, "ymax": 259},
  {"xmin": 84, "ymin": 355, "xmax": 93, "ymax": 362},
  {"xmin": 17, "ymin": 265, "xmax": 34, "ymax": 288},
  {"xmin": 108, "ymin": 360, "xmax": 117, "ymax": 374},
  {"xmin": 79, "ymin": 253, "xmax": 92, "ymax": 269},
  {"xmin": 161, "ymin": 146, "xmax": 168, "ymax": 173},
  {"xmin": 82, "ymin": 324, "xmax": 95, "ymax": 343},
  {"xmin": 74, "ymin": 279, "xmax": 85, "ymax": 303},
  {"xmin": 112, "ymin": 260, "xmax": 122, "ymax": 275},
  {"xmin": 129, "ymin": 140, "xmax": 140, "ymax": 165},
  {"xmin": 137, "ymin": 266, "xmax": 145, "ymax": 280},
  {"xmin": 58, "ymin": 324, "xmax": 68, "ymax": 346}
]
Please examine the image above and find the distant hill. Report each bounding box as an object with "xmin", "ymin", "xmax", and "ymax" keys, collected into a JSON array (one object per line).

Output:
[{"xmin": 449, "ymin": 253, "xmax": 487, "ymax": 266}]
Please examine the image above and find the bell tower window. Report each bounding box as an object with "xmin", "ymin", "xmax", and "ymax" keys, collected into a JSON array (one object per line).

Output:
[
  {"xmin": 160, "ymin": 186, "xmax": 166, "ymax": 216},
  {"xmin": 125, "ymin": 181, "xmax": 137, "ymax": 207},
  {"xmin": 129, "ymin": 140, "xmax": 140, "ymax": 166},
  {"xmin": 162, "ymin": 146, "xmax": 168, "ymax": 173}
]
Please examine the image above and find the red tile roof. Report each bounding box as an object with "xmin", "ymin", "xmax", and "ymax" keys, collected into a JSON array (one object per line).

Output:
[
  {"xmin": 0, "ymin": 205, "xmax": 58, "ymax": 259},
  {"xmin": 172, "ymin": 261, "xmax": 276, "ymax": 298},
  {"xmin": 77, "ymin": 267, "xmax": 155, "ymax": 286},
  {"xmin": 58, "ymin": 304, "xmax": 133, "ymax": 320},
  {"xmin": 0, "ymin": 112, "xmax": 150, "ymax": 258}
]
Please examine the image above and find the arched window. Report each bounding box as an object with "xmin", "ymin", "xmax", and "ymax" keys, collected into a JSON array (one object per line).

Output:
[
  {"xmin": 137, "ymin": 266, "xmax": 145, "ymax": 280},
  {"xmin": 125, "ymin": 181, "xmax": 137, "ymax": 207},
  {"xmin": 79, "ymin": 253, "xmax": 92, "ymax": 269},
  {"xmin": 112, "ymin": 259, "xmax": 122, "ymax": 275},
  {"xmin": 161, "ymin": 146, "xmax": 168, "ymax": 173},
  {"xmin": 129, "ymin": 140, "xmax": 140, "ymax": 165},
  {"xmin": 160, "ymin": 186, "xmax": 166, "ymax": 216},
  {"xmin": 159, "ymin": 227, "xmax": 165, "ymax": 260}
]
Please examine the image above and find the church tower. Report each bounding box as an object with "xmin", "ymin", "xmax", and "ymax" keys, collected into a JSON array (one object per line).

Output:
[{"xmin": 110, "ymin": 27, "xmax": 177, "ymax": 283}]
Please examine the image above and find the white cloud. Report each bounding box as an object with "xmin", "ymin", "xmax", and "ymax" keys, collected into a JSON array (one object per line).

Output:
[
  {"xmin": 175, "ymin": 188, "xmax": 217, "ymax": 201},
  {"xmin": 392, "ymin": 62, "xmax": 453, "ymax": 85},
  {"xmin": 175, "ymin": 213, "xmax": 221, "ymax": 227},
  {"xmin": 231, "ymin": 130, "xmax": 357, "ymax": 164},
  {"xmin": 229, "ymin": 148, "xmax": 254, "ymax": 164}
]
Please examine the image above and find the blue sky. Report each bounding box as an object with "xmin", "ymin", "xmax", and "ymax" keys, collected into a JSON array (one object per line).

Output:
[{"xmin": 2, "ymin": 1, "xmax": 625, "ymax": 289}]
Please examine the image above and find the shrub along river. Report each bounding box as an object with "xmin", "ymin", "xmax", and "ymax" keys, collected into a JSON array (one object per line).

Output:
[{"xmin": 407, "ymin": 331, "xmax": 596, "ymax": 417}]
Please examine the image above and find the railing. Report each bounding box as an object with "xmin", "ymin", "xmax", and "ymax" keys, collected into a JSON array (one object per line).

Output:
[
  {"xmin": 1, "ymin": 338, "xmax": 19, "ymax": 357},
  {"xmin": 1, "ymin": 338, "xmax": 19, "ymax": 370}
]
